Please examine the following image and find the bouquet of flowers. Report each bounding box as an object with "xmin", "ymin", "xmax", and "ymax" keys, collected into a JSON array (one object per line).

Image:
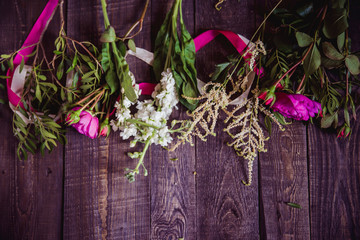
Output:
[{"xmin": 1, "ymin": 0, "xmax": 358, "ymax": 186}]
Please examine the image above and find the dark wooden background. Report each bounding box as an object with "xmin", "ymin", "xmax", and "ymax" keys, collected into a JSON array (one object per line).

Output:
[{"xmin": 0, "ymin": 0, "xmax": 359, "ymax": 239}]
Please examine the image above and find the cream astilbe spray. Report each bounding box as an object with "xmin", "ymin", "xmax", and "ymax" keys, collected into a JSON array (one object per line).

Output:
[{"xmin": 111, "ymin": 69, "xmax": 182, "ymax": 182}]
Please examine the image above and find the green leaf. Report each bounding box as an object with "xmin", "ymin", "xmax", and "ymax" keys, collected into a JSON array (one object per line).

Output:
[
  {"xmin": 303, "ymin": 45, "xmax": 321, "ymax": 76},
  {"xmin": 40, "ymin": 82, "xmax": 57, "ymax": 92},
  {"xmin": 128, "ymin": 39, "xmax": 136, "ymax": 53},
  {"xmin": 211, "ymin": 62, "xmax": 231, "ymax": 82},
  {"xmin": 274, "ymin": 112, "xmax": 291, "ymax": 125},
  {"xmin": 105, "ymin": 69, "xmax": 117, "ymax": 94},
  {"xmin": 100, "ymin": 26, "xmax": 116, "ymax": 43},
  {"xmin": 323, "ymin": 8, "xmax": 348, "ymax": 39},
  {"xmin": 264, "ymin": 115, "xmax": 272, "ymax": 135},
  {"xmin": 82, "ymin": 71, "xmax": 94, "ymax": 80},
  {"xmin": 181, "ymin": 81, "xmax": 198, "ymax": 105},
  {"xmin": 337, "ymin": 32, "xmax": 345, "ymax": 51},
  {"xmin": 79, "ymin": 53, "xmax": 91, "ymax": 62},
  {"xmin": 60, "ymin": 88, "xmax": 66, "ymax": 101},
  {"xmin": 42, "ymin": 130, "xmax": 57, "ymax": 139},
  {"xmin": 19, "ymin": 57, "xmax": 25, "ymax": 73},
  {"xmin": 321, "ymin": 57, "xmax": 342, "ymax": 69},
  {"xmin": 321, "ymin": 114, "xmax": 335, "ymax": 128},
  {"xmin": 345, "ymin": 55, "xmax": 360, "ymax": 75},
  {"xmin": 296, "ymin": 32, "xmax": 313, "ymax": 47},
  {"xmin": 38, "ymin": 74, "xmax": 47, "ymax": 81},
  {"xmin": 35, "ymin": 85, "xmax": 42, "ymax": 102},
  {"xmin": 285, "ymin": 202, "xmax": 302, "ymax": 209},
  {"xmin": 322, "ymin": 42, "xmax": 344, "ymax": 61},
  {"xmin": 9, "ymin": 56, "xmax": 14, "ymax": 71},
  {"xmin": 117, "ymin": 41, "xmax": 127, "ymax": 57},
  {"xmin": 53, "ymin": 50, "xmax": 62, "ymax": 55},
  {"xmin": 57, "ymin": 60, "xmax": 64, "ymax": 80},
  {"xmin": 1, "ymin": 54, "xmax": 11, "ymax": 59},
  {"xmin": 344, "ymin": 108, "xmax": 350, "ymax": 126},
  {"xmin": 101, "ymin": 43, "xmax": 111, "ymax": 72},
  {"xmin": 71, "ymin": 53, "xmax": 78, "ymax": 69},
  {"xmin": 1, "ymin": 62, "xmax": 5, "ymax": 71}
]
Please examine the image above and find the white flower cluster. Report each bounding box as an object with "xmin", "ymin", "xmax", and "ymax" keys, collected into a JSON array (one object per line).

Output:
[{"xmin": 111, "ymin": 69, "xmax": 178, "ymax": 147}]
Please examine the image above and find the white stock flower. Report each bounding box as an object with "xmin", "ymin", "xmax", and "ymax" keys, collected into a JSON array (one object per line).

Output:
[{"xmin": 112, "ymin": 68, "xmax": 179, "ymax": 147}]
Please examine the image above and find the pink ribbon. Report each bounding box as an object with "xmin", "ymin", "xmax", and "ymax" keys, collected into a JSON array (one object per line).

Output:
[
  {"xmin": 139, "ymin": 29, "xmax": 262, "ymax": 95},
  {"xmin": 6, "ymin": 0, "xmax": 58, "ymax": 107}
]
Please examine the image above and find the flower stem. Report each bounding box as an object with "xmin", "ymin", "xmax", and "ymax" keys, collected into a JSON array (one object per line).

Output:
[
  {"xmin": 100, "ymin": 0, "xmax": 111, "ymax": 29},
  {"xmin": 121, "ymin": 0, "xmax": 150, "ymax": 40},
  {"xmin": 249, "ymin": 0, "xmax": 283, "ymax": 43},
  {"xmin": 274, "ymin": 42, "xmax": 314, "ymax": 87},
  {"xmin": 126, "ymin": 119, "xmax": 160, "ymax": 130},
  {"xmin": 134, "ymin": 131, "xmax": 155, "ymax": 173}
]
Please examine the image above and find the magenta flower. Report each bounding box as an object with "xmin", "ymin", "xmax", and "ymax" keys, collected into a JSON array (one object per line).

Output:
[
  {"xmin": 67, "ymin": 107, "xmax": 99, "ymax": 139},
  {"xmin": 271, "ymin": 92, "xmax": 322, "ymax": 121}
]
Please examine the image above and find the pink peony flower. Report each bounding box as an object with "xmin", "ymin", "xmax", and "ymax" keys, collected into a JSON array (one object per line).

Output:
[
  {"xmin": 67, "ymin": 107, "xmax": 99, "ymax": 139},
  {"xmin": 271, "ymin": 92, "xmax": 322, "ymax": 121}
]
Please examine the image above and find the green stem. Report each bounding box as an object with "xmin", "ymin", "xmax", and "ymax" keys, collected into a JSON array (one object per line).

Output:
[
  {"xmin": 100, "ymin": 0, "xmax": 111, "ymax": 29},
  {"xmin": 134, "ymin": 131, "xmax": 155, "ymax": 172},
  {"xmin": 249, "ymin": 0, "xmax": 283, "ymax": 43},
  {"xmin": 126, "ymin": 119, "xmax": 161, "ymax": 130}
]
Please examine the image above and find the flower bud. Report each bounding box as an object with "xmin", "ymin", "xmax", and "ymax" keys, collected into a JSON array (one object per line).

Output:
[
  {"xmin": 99, "ymin": 118, "xmax": 110, "ymax": 138},
  {"xmin": 66, "ymin": 109, "xmax": 82, "ymax": 125},
  {"xmin": 337, "ymin": 124, "xmax": 351, "ymax": 138}
]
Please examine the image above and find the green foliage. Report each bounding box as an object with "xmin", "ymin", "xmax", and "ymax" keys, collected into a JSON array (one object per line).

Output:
[
  {"xmin": 153, "ymin": 0, "xmax": 199, "ymax": 111},
  {"xmin": 262, "ymin": 0, "xmax": 359, "ymax": 135}
]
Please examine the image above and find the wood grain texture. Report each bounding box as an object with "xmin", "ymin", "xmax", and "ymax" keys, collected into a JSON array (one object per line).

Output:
[
  {"xmin": 195, "ymin": 1, "xmax": 259, "ymax": 239},
  {"xmin": 259, "ymin": 123, "xmax": 310, "ymax": 240},
  {"xmin": 63, "ymin": 0, "xmax": 151, "ymax": 239},
  {"xmin": 308, "ymin": 1, "xmax": 360, "ymax": 239},
  {"xmin": 308, "ymin": 120, "xmax": 360, "ymax": 240},
  {"xmin": 150, "ymin": 1, "xmax": 197, "ymax": 239},
  {"xmin": 0, "ymin": 1, "xmax": 64, "ymax": 239}
]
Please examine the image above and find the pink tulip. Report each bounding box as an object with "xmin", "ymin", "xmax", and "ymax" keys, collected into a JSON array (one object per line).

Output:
[
  {"xmin": 67, "ymin": 107, "xmax": 99, "ymax": 139},
  {"xmin": 271, "ymin": 92, "xmax": 322, "ymax": 121}
]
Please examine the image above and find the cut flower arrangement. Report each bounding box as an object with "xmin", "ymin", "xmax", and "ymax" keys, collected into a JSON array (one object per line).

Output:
[{"xmin": 0, "ymin": 0, "xmax": 358, "ymax": 185}]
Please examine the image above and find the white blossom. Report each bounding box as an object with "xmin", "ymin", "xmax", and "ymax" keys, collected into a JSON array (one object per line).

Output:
[{"xmin": 111, "ymin": 69, "xmax": 178, "ymax": 147}]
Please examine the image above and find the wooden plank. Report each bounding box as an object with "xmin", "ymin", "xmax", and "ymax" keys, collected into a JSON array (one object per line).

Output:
[
  {"xmin": 308, "ymin": 121, "xmax": 360, "ymax": 239},
  {"xmin": 0, "ymin": 1, "xmax": 64, "ymax": 239},
  {"xmin": 255, "ymin": 0, "xmax": 310, "ymax": 238},
  {"xmin": 63, "ymin": 0, "xmax": 151, "ymax": 239},
  {"xmin": 308, "ymin": 1, "xmax": 360, "ymax": 239},
  {"xmin": 195, "ymin": 1, "xmax": 260, "ymax": 239},
  {"xmin": 259, "ymin": 123, "xmax": 310, "ymax": 239},
  {"xmin": 149, "ymin": 1, "xmax": 197, "ymax": 239}
]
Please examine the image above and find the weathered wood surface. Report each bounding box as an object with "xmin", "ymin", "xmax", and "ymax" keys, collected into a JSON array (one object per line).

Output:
[
  {"xmin": 0, "ymin": 0, "xmax": 359, "ymax": 240},
  {"xmin": 0, "ymin": 1, "xmax": 64, "ymax": 240}
]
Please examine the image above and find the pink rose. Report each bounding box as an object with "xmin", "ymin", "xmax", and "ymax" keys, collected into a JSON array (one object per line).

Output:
[
  {"xmin": 99, "ymin": 119, "xmax": 110, "ymax": 138},
  {"xmin": 337, "ymin": 124, "xmax": 351, "ymax": 138},
  {"xmin": 271, "ymin": 92, "xmax": 322, "ymax": 121},
  {"xmin": 259, "ymin": 83, "xmax": 283, "ymax": 105},
  {"xmin": 67, "ymin": 107, "xmax": 99, "ymax": 139}
]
